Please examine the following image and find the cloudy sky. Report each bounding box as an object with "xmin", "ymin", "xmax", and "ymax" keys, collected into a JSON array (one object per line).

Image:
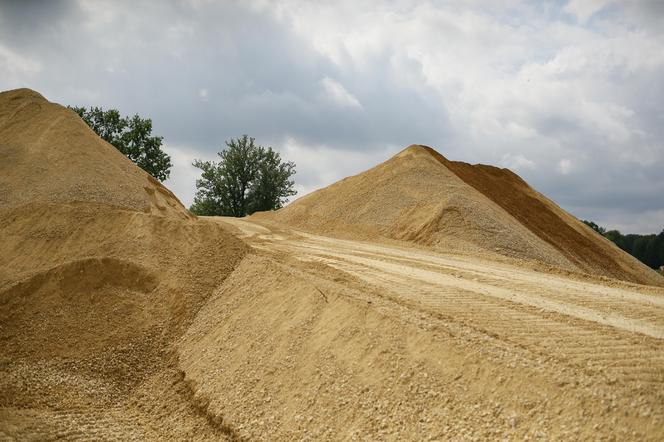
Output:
[{"xmin": 1, "ymin": 0, "xmax": 663, "ymax": 233}]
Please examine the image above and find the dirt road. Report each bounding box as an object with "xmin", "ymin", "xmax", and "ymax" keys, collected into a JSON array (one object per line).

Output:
[{"xmin": 201, "ymin": 216, "xmax": 664, "ymax": 440}]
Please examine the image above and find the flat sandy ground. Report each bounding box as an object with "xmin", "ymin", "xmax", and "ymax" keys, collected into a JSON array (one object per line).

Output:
[{"xmin": 193, "ymin": 216, "xmax": 664, "ymax": 440}]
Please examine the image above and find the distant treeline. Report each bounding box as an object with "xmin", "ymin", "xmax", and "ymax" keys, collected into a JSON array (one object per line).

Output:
[{"xmin": 583, "ymin": 221, "xmax": 664, "ymax": 271}]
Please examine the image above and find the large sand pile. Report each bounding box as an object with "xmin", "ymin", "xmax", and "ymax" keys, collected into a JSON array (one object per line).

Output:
[
  {"xmin": 263, "ymin": 145, "xmax": 662, "ymax": 286},
  {"xmin": 0, "ymin": 88, "xmax": 247, "ymax": 440},
  {"xmin": 3, "ymin": 88, "xmax": 664, "ymax": 440},
  {"xmin": 0, "ymin": 89, "xmax": 189, "ymax": 218}
]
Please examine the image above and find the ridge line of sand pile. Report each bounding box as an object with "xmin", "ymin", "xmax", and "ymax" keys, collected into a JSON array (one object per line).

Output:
[
  {"xmin": 419, "ymin": 145, "xmax": 662, "ymax": 286},
  {"xmin": 0, "ymin": 88, "xmax": 192, "ymax": 219},
  {"xmin": 262, "ymin": 143, "xmax": 662, "ymax": 286}
]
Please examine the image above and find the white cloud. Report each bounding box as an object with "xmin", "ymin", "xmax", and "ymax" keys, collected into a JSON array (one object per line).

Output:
[
  {"xmin": 574, "ymin": 207, "xmax": 664, "ymax": 234},
  {"xmin": 501, "ymin": 153, "xmax": 536, "ymax": 171},
  {"xmin": 608, "ymin": 209, "xmax": 664, "ymax": 234},
  {"xmin": 564, "ymin": 0, "xmax": 614, "ymax": 23},
  {"xmin": 0, "ymin": 44, "xmax": 41, "ymax": 78},
  {"xmin": 198, "ymin": 88, "xmax": 209, "ymax": 102},
  {"xmin": 557, "ymin": 159, "xmax": 573, "ymax": 175},
  {"xmin": 162, "ymin": 144, "xmax": 214, "ymax": 207},
  {"xmin": 280, "ymin": 136, "xmax": 399, "ymax": 200},
  {"xmin": 319, "ymin": 77, "xmax": 362, "ymax": 109}
]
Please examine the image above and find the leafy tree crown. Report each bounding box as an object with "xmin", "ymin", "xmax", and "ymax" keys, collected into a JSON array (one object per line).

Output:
[
  {"xmin": 190, "ymin": 135, "xmax": 296, "ymax": 217},
  {"xmin": 69, "ymin": 105, "xmax": 172, "ymax": 182}
]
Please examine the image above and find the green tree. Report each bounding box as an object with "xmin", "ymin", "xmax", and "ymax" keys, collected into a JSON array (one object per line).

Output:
[
  {"xmin": 69, "ymin": 106, "xmax": 172, "ymax": 182},
  {"xmin": 582, "ymin": 220, "xmax": 606, "ymax": 235},
  {"xmin": 604, "ymin": 229, "xmax": 623, "ymax": 244},
  {"xmin": 585, "ymin": 220, "xmax": 664, "ymax": 271},
  {"xmin": 190, "ymin": 135, "xmax": 296, "ymax": 217},
  {"xmin": 248, "ymin": 146, "xmax": 297, "ymax": 213}
]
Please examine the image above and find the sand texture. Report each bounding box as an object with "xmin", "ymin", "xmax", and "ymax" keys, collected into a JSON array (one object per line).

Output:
[
  {"xmin": 0, "ymin": 89, "xmax": 247, "ymax": 440},
  {"xmin": 2, "ymin": 89, "xmax": 664, "ymax": 441},
  {"xmin": 261, "ymin": 144, "xmax": 662, "ymax": 286}
]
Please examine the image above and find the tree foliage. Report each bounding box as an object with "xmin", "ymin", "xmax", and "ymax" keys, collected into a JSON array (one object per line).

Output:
[
  {"xmin": 190, "ymin": 135, "xmax": 296, "ymax": 217},
  {"xmin": 69, "ymin": 106, "xmax": 172, "ymax": 182},
  {"xmin": 583, "ymin": 220, "xmax": 664, "ymax": 270},
  {"xmin": 582, "ymin": 220, "xmax": 606, "ymax": 235}
]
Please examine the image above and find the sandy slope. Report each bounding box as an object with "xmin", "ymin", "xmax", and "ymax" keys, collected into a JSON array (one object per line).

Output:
[
  {"xmin": 262, "ymin": 145, "xmax": 662, "ymax": 286},
  {"xmin": 0, "ymin": 89, "xmax": 247, "ymax": 440},
  {"xmin": 0, "ymin": 89, "xmax": 189, "ymax": 218},
  {"xmin": 4, "ymin": 87, "xmax": 664, "ymax": 441},
  {"xmin": 180, "ymin": 217, "xmax": 664, "ymax": 440}
]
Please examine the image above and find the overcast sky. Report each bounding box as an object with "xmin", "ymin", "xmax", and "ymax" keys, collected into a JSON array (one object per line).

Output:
[{"xmin": 1, "ymin": 0, "xmax": 663, "ymax": 233}]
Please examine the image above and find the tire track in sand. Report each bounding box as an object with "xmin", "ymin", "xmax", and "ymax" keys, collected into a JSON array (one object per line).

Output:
[{"xmin": 220, "ymin": 218, "xmax": 664, "ymax": 387}]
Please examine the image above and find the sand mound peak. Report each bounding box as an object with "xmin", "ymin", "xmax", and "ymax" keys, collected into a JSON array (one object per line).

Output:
[
  {"xmin": 262, "ymin": 145, "xmax": 662, "ymax": 286},
  {"xmin": 0, "ymin": 88, "xmax": 190, "ymax": 219},
  {"xmin": 394, "ymin": 143, "xmax": 435, "ymax": 157},
  {"xmin": 1, "ymin": 87, "xmax": 47, "ymax": 102}
]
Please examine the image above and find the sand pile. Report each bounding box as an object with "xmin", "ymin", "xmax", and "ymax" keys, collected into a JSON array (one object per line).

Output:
[
  {"xmin": 4, "ymin": 88, "xmax": 663, "ymax": 440},
  {"xmin": 0, "ymin": 88, "xmax": 189, "ymax": 218},
  {"xmin": 262, "ymin": 145, "xmax": 662, "ymax": 286},
  {"xmin": 178, "ymin": 219, "xmax": 664, "ymax": 440},
  {"xmin": 0, "ymin": 88, "xmax": 247, "ymax": 440}
]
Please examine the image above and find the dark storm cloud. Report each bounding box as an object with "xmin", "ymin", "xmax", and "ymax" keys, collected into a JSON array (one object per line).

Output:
[
  {"xmin": 0, "ymin": 0, "xmax": 450, "ymax": 152},
  {"xmin": 0, "ymin": 0, "xmax": 80, "ymax": 41}
]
